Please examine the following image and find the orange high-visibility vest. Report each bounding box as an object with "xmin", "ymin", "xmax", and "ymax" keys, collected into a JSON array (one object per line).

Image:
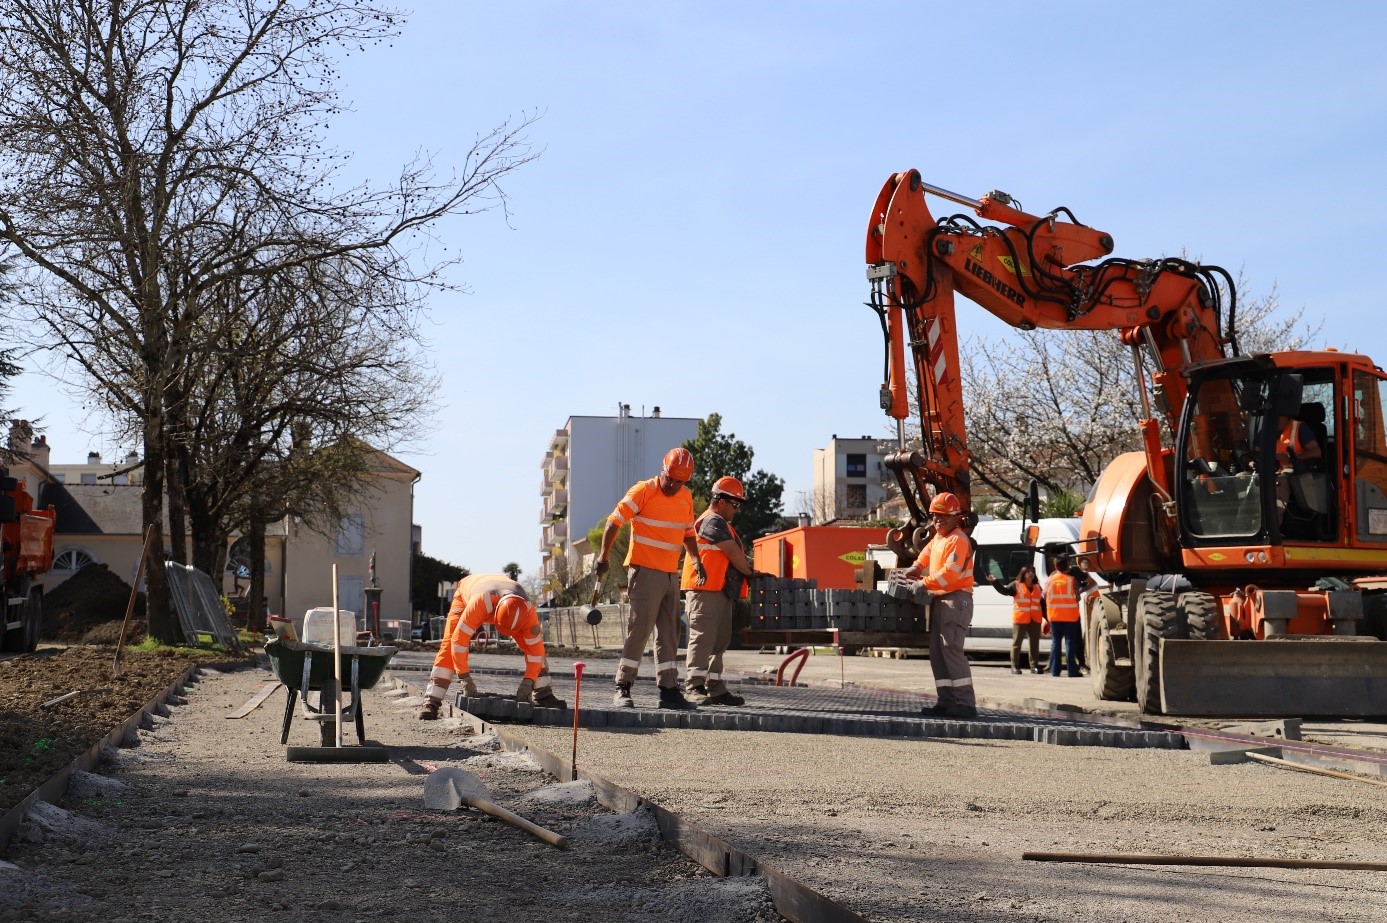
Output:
[
  {"xmin": 609, "ymin": 478, "xmax": 695, "ymax": 572},
  {"xmin": 450, "ymin": 589, "xmax": 546, "ymax": 682},
  {"xmin": 1046, "ymin": 571, "xmax": 1081, "ymax": 622},
  {"xmin": 915, "ymin": 529, "xmax": 974, "ymax": 594},
  {"xmin": 680, "ymin": 511, "xmax": 748, "ymax": 597},
  {"xmin": 1013, "ymin": 582, "xmax": 1043, "ymax": 624},
  {"xmin": 1276, "ymin": 420, "xmax": 1308, "ymax": 468}
]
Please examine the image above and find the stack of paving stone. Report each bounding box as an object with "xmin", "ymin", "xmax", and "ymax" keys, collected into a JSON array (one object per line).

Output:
[{"xmin": 749, "ymin": 577, "xmax": 926, "ymax": 634}]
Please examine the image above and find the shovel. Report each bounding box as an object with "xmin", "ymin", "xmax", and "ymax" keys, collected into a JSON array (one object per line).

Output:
[{"xmin": 424, "ymin": 767, "xmax": 568, "ymax": 849}]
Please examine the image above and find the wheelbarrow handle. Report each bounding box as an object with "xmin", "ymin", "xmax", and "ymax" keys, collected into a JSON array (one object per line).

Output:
[{"xmin": 466, "ymin": 796, "xmax": 568, "ymax": 849}]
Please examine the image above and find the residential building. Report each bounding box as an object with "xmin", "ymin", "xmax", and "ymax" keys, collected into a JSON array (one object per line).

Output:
[
  {"xmin": 539, "ymin": 404, "xmax": 699, "ymax": 602},
  {"xmin": 811, "ymin": 435, "xmax": 888, "ymax": 522},
  {"xmin": 9, "ymin": 425, "xmax": 420, "ymax": 630}
]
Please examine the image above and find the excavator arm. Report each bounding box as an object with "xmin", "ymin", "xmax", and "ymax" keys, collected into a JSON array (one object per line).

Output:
[{"xmin": 866, "ymin": 169, "xmax": 1233, "ymax": 555}]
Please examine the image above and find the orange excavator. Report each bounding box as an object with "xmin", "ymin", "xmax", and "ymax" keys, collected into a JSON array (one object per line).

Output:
[
  {"xmin": 867, "ymin": 170, "xmax": 1387, "ymax": 717},
  {"xmin": 0, "ymin": 470, "xmax": 54, "ymax": 653}
]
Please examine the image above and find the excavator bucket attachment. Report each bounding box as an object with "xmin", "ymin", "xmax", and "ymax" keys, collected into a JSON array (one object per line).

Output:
[{"xmin": 1159, "ymin": 638, "xmax": 1387, "ymax": 717}]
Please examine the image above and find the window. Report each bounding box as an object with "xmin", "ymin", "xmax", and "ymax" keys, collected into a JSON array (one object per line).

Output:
[
  {"xmin": 336, "ymin": 514, "xmax": 366, "ymax": 556},
  {"xmin": 54, "ymin": 547, "xmax": 97, "ymax": 574},
  {"xmin": 80, "ymin": 472, "xmax": 96, "ymax": 485},
  {"xmin": 974, "ymin": 543, "xmax": 1025, "ymax": 583},
  {"xmin": 845, "ymin": 483, "xmax": 867, "ymax": 509},
  {"xmin": 845, "ymin": 453, "xmax": 867, "ymax": 478}
]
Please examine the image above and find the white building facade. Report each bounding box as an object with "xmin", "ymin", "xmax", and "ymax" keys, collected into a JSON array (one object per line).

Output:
[
  {"xmin": 540, "ymin": 405, "xmax": 699, "ymax": 601},
  {"xmin": 811, "ymin": 435, "xmax": 889, "ymax": 522}
]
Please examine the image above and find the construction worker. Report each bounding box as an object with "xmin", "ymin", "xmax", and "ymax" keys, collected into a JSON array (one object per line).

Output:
[
  {"xmin": 986, "ymin": 565, "xmax": 1045, "ymax": 674},
  {"xmin": 680, "ymin": 476, "xmax": 761, "ymax": 706},
  {"xmin": 899, "ymin": 492, "xmax": 977, "ymax": 718},
  {"xmin": 1044, "ymin": 553, "xmax": 1096, "ymax": 677},
  {"xmin": 419, "ymin": 574, "xmax": 564, "ymax": 718},
  {"xmin": 596, "ymin": 447, "xmax": 701, "ymax": 710}
]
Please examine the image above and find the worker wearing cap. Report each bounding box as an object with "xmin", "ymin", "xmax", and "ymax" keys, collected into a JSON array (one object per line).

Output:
[
  {"xmin": 419, "ymin": 574, "xmax": 564, "ymax": 717},
  {"xmin": 899, "ymin": 492, "xmax": 977, "ymax": 718},
  {"xmin": 597, "ymin": 447, "xmax": 701, "ymax": 710},
  {"xmin": 680, "ymin": 476, "xmax": 761, "ymax": 706}
]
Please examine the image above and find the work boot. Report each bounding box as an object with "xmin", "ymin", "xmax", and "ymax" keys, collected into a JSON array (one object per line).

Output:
[
  {"xmin": 920, "ymin": 702, "xmax": 949, "ymax": 716},
  {"xmin": 703, "ymin": 689, "xmax": 745, "ymax": 706},
  {"xmin": 534, "ymin": 690, "xmax": 567, "ymax": 710},
  {"xmin": 684, "ymin": 684, "xmax": 710, "ymax": 704},
  {"xmin": 944, "ymin": 705, "xmax": 979, "ymax": 719},
  {"xmin": 658, "ymin": 686, "xmax": 695, "ymax": 710},
  {"xmin": 417, "ymin": 697, "xmax": 441, "ymax": 720},
  {"xmin": 613, "ymin": 684, "xmax": 634, "ymax": 708},
  {"xmin": 1009, "ymin": 667, "xmax": 1022, "ymax": 675}
]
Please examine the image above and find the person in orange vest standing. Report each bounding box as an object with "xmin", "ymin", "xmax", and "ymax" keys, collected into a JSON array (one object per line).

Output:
[
  {"xmin": 899, "ymin": 492, "xmax": 977, "ymax": 718},
  {"xmin": 987, "ymin": 565, "xmax": 1045, "ymax": 674},
  {"xmin": 680, "ymin": 476, "xmax": 762, "ymax": 706},
  {"xmin": 1044, "ymin": 553, "xmax": 1096, "ymax": 677},
  {"xmin": 596, "ymin": 447, "xmax": 702, "ymax": 710},
  {"xmin": 419, "ymin": 574, "xmax": 564, "ymax": 717}
]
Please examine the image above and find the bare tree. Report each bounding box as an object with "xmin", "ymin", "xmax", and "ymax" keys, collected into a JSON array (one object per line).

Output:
[{"xmin": 0, "ymin": 2, "xmax": 539, "ymax": 641}]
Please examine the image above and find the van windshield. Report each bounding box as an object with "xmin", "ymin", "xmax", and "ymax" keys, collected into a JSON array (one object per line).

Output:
[{"xmin": 974, "ymin": 543, "xmax": 1025, "ymax": 583}]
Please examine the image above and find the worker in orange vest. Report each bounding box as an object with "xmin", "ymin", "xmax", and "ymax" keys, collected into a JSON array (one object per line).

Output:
[
  {"xmin": 596, "ymin": 447, "xmax": 701, "ymax": 710},
  {"xmin": 680, "ymin": 476, "xmax": 763, "ymax": 706},
  {"xmin": 1043, "ymin": 553, "xmax": 1096, "ymax": 677},
  {"xmin": 987, "ymin": 565, "xmax": 1045, "ymax": 674},
  {"xmin": 419, "ymin": 574, "xmax": 563, "ymax": 717},
  {"xmin": 899, "ymin": 492, "xmax": 977, "ymax": 718}
]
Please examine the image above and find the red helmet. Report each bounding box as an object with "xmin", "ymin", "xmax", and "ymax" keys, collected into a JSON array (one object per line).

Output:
[
  {"xmin": 662, "ymin": 447, "xmax": 694, "ymax": 482},
  {"xmin": 494, "ymin": 594, "xmax": 532, "ymax": 634},
  {"xmin": 711, "ymin": 475, "xmax": 745, "ymax": 501},
  {"xmin": 928, "ymin": 492, "xmax": 963, "ymax": 515}
]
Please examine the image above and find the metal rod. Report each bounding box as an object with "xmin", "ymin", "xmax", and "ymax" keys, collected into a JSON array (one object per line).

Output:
[
  {"xmin": 1023, "ymin": 850, "xmax": 1387, "ymax": 871},
  {"xmin": 917, "ymin": 181, "xmax": 982, "ymax": 210}
]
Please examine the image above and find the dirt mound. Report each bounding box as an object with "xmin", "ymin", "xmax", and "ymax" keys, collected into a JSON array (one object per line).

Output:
[{"xmin": 42, "ymin": 564, "xmax": 145, "ymax": 641}]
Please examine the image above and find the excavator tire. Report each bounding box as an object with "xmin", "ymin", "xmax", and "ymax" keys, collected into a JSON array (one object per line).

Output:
[
  {"xmin": 1134, "ymin": 591, "xmax": 1181, "ymax": 714},
  {"xmin": 1178, "ymin": 592, "xmax": 1224, "ymax": 640},
  {"xmin": 1088, "ymin": 607, "xmax": 1135, "ymax": 702}
]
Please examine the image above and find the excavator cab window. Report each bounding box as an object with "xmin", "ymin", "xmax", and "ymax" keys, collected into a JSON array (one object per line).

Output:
[
  {"xmin": 1178, "ymin": 371, "xmax": 1267, "ymax": 541},
  {"xmin": 1351, "ymin": 369, "xmax": 1387, "ymax": 542}
]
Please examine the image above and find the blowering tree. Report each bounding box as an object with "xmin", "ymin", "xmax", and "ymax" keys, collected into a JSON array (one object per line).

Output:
[{"xmin": 0, "ymin": 1, "xmax": 539, "ymax": 642}]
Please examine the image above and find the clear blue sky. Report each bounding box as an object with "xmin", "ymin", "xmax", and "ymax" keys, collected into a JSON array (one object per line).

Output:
[{"xmin": 15, "ymin": 1, "xmax": 1387, "ymax": 579}]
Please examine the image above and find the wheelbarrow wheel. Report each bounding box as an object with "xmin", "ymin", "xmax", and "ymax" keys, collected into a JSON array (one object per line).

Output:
[
  {"xmin": 355, "ymin": 695, "xmax": 366, "ymax": 745},
  {"xmin": 319, "ymin": 676, "xmax": 339, "ymax": 747}
]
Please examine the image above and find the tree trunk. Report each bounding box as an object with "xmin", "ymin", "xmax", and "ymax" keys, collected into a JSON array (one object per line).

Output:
[
  {"xmin": 142, "ymin": 409, "xmax": 175, "ymax": 644},
  {"xmin": 248, "ymin": 516, "xmax": 267, "ymax": 633},
  {"xmin": 166, "ymin": 448, "xmax": 189, "ymax": 565}
]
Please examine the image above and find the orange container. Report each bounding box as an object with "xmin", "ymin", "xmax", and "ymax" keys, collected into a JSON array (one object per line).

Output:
[{"xmin": 752, "ymin": 525, "xmax": 889, "ymax": 590}]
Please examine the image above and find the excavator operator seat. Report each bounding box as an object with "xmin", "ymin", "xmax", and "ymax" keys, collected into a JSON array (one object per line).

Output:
[{"xmin": 1297, "ymin": 402, "xmax": 1329, "ymax": 473}]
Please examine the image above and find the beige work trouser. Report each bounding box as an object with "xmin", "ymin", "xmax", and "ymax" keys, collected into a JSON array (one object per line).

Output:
[
  {"xmin": 617, "ymin": 565, "xmax": 682, "ymax": 689},
  {"xmin": 684, "ymin": 590, "xmax": 734, "ymax": 695},
  {"xmin": 928, "ymin": 590, "xmax": 975, "ymax": 708}
]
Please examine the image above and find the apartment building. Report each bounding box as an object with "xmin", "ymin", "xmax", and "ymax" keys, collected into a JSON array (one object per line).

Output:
[
  {"xmin": 539, "ymin": 404, "xmax": 699, "ymax": 602},
  {"xmin": 810, "ymin": 435, "xmax": 889, "ymax": 522}
]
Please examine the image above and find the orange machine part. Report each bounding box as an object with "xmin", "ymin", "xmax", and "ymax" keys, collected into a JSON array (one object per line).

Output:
[{"xmin": 752, "ymin": 525, "xmax": 890, "ymax": 590}]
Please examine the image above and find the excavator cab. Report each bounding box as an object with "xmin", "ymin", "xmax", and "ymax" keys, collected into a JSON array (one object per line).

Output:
[{"xmin": 1176, "ymin": 358, "xmax": 1342, "ymax": 550}]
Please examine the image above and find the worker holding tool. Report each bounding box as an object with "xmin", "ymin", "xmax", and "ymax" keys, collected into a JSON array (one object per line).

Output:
[
  {"xmin": 419, "ymin": 575, "xmax": 564, "ymax": 718},
  {"xmin": 679, "ymin": 476, "xmax": 763, "ymax": 706},
  {"xmin": 898, "ymin": 492, "xmax": 978, "ymax": 718},
  {"xmin": 596, "ymin": 447, "xmax": 701, "ymax": 710}
]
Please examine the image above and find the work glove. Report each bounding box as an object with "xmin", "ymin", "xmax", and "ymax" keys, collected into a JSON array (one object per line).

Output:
[
  {"xmin": 515, "ymin": 677, "xmax": 535, "ymax": 704},
  {"xmin": 595, "ymin": 559, "xmax": 609, "ymax": 579},
  {"xmin": 693, "ymin": 560, "xmax": 708, "ymax": 586},
  {"xmin": 459, "ymin": 673, "xmax": 479, "ymax": 698}
]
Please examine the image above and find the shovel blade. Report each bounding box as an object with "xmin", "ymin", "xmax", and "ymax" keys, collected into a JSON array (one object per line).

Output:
[{"xmin": 423, "ymin": 766, "xmax": 489, "ymax": 810}]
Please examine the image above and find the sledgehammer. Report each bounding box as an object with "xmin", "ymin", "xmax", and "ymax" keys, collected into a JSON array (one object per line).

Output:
[{"xmin": 585, "ymin": 581, "xmax": 603, "ymax": 626}]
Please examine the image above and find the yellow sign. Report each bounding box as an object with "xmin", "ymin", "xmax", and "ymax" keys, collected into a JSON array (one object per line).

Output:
[
  {"xmin": 969, "ymin": 244, "xmax": 984, "ymax": 262},
  {"xmin": 997, "ymin": 255, "xmax": 1031, "ymax": 278},
  {"xmin": 839, "ymin": 551, "xmax": 866, "ymax": 566}
]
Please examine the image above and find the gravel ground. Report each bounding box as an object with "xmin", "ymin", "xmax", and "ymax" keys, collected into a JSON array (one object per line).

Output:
[
  {"xmin": 8, "ymin": 649, "xmax": 1387, "ymax": 923},
  {"xmin": 0, "ymin": 662, "xmax": 779, "ymax": 923}
]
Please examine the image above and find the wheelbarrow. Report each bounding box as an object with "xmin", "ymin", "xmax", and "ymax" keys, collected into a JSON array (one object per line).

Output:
[{"xmin": 265, "ymin": 638, "xmax": 396, "ymax": 748}]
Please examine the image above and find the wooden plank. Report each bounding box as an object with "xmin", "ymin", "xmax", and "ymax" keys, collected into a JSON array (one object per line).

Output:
[{"xmin": 225, "ymin": 681, "xmax": 283, "ymax": 719}]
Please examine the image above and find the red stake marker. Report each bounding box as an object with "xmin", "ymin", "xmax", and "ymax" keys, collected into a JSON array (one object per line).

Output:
[{"xmin": 571, "ymin": 661, "xmax": 586, "ymax": 781}]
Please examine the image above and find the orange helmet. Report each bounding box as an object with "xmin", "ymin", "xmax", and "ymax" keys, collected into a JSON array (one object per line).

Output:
[
  {"xmin": 711, "ymin": 475, "xmax": 745, "ymax": 501},
  {"xmin": 494, "ymin": 594, "xmax": 532, "ymax": 634},
  {"xmin": 662, "ymin": 447, "xmax": 694, "ymax": 482},
  {"xmin": 928, "ymin": 492, "xmax": 963, "ymax": 516}
]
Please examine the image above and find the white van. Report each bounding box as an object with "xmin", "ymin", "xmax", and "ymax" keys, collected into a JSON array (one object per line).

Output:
[{"xmin": 967, "ymin": 517, "xmax": 1090, "ymax": 655}]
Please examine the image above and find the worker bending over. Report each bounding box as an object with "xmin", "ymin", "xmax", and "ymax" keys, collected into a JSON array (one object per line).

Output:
[
  {"xmin": 420, "ymin": 574, "xmax": 564, "ymax": 718},
  {"xmin": 900, "ymin": 493, "xmax": 977, "ymax": 719}
]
